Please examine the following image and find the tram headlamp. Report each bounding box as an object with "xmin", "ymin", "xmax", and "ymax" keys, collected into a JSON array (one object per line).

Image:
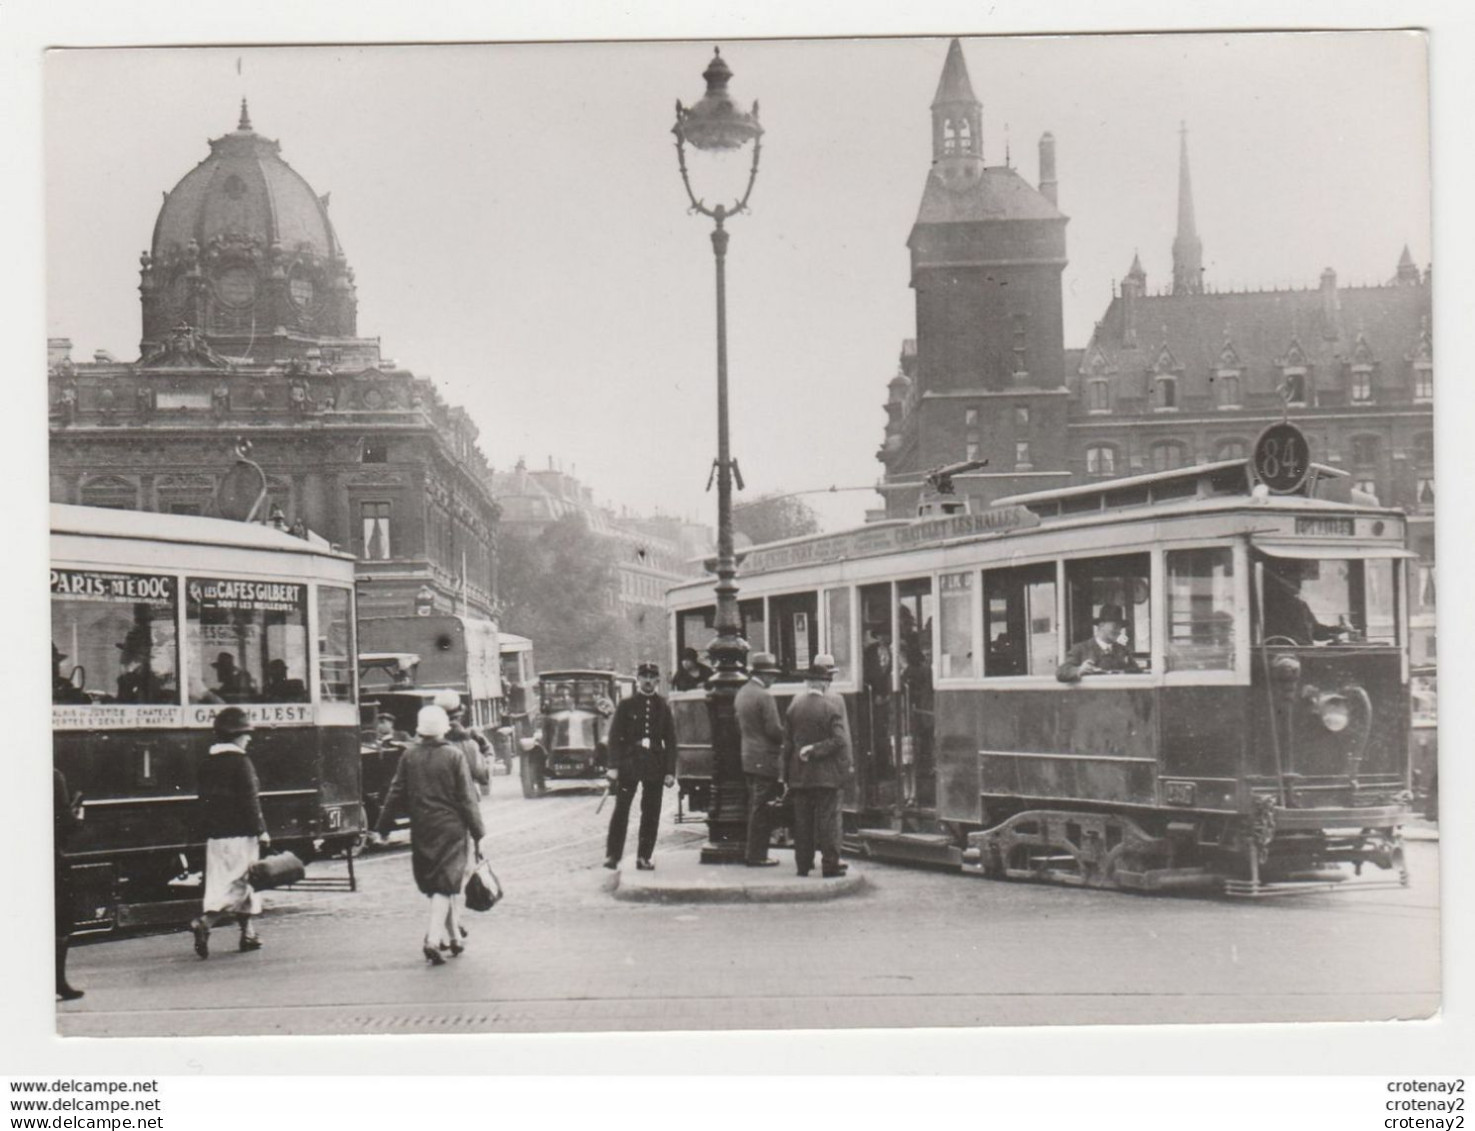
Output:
[{"xmin": 1310, "ymin": 692, "xmax": 1351, "ymax": 733}]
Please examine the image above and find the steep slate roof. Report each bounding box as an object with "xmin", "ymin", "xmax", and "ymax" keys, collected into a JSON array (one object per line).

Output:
[
  {"xmin": 915, "ymin": 164, "xmax": 1065, "ymax": 226},
  {"xmin": 1085, "ymin": 276, "xmax": 1430, "ymax": 399}
]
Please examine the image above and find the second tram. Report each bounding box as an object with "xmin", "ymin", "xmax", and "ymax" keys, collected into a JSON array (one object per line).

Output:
[
  {"xmin": 51, "ymin": 504, "xmax": 362, "ymax": 932},
  {"xmin": 668, "ymin": 459, "xmax": 1415, "ymax": 894}
]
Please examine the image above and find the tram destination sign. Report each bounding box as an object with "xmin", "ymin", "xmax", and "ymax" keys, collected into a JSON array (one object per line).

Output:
[{"xmin": 740, "ymin": 505, "xmax": 1040, "ymax": 575}]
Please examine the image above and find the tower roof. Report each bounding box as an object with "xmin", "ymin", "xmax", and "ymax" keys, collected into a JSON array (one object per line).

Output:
[
  {"xmin": 913, "ymin": 164, "xmax": 1065, "ymax": 226},
  {"xmin": 150, "ymin": 106, "xmax": 344, "ymax": 265},
  {"xmin": 931, "ymin": 38, "xmax": 979, "ymax": 108}
]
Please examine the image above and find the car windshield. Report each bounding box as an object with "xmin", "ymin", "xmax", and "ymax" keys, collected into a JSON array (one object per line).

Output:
[
  {"xmin": 539, "ymin": 677, "xmax": 609, "ymax": 712},
  {"xmin": 552, "ymin": 713, "xmax": 598, "ymax": 751}
]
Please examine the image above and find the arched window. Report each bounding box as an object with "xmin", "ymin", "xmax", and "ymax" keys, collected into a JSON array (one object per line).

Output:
[
  {"xmin": 1086, "ymin": 445, "xmax": 1117, "ymax": 477},
  {"xmin": 80, "ymin": 475, "xmax": 138, "ymax": 511},
  {"xmin": 1150, "ymin": 441, "xmax": 1187, "ymax": 472},
  {"xmin": 1215, "ymin": 439, "xmax": 1247, "ymax": 462}
]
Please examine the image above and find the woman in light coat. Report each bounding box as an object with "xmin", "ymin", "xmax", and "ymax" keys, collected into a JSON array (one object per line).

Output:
[{"xmin": 376, "ymin": 706, "xmax": 486, "ymax": 965}]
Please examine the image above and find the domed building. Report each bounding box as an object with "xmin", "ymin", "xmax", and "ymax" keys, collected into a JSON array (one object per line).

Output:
[
  {"xmin": 139, "ymin": 101, "xmax": 359, "ymax": 361},
  {"xmin": 49, "ymin": 103, "xmax": 501, "ymax": 623}
]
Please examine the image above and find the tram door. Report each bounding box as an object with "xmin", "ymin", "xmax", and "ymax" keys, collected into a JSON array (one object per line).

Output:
[
  {"xmin": 858, "ymin": 584, "xmax": 896, "ymax": 812},
  {"xmin": 895, "ymin": 579, "xmax": 936, "ymax": 810}
]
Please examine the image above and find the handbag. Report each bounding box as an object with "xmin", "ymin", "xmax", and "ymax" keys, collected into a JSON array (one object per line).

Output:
[
  {"xmin": 463, "ymin": 856, "xmax": 503, "ymax": 912},
  {"xmin": 247, "ymin": 849, "xmax": 306, "ymax": 891}
]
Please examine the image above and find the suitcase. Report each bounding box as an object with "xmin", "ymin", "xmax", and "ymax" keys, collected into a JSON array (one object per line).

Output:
[{"xmin": 248, "ymin": 850, "xmax": 306, "ymax": 890}]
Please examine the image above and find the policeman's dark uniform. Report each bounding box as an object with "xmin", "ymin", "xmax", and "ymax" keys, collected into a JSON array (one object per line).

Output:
[{"xmin": 604, "ymin": 664, "xmax": 678, "ymax": 869}]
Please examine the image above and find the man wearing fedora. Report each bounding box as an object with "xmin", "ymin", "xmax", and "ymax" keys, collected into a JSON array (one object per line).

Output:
[
  {"xmin": 736, "ymin": 651, "xmax": 785, "ymax": 867},
  {"xmin": 603, "ymin": 661, "xmax": 678, "ymax": 871},
  {"xmin": 1056, "ymin": 604, "xmax": 1141, "ymax": 682},
  {"xmin": 781, "ymin": 654, "xmax": 852, "ymax": 878}
]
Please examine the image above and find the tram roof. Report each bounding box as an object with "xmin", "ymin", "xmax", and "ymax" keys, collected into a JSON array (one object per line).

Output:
[
  {"xmin": 667, "ymin": 459, "xmax": 1401, "ymax": 597},
  {"xmin": 50, "ymin": 503, "xmax": 352, "ymax": 560}
]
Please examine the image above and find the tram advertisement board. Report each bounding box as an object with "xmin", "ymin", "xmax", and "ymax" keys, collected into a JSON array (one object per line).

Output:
[
  {"xmin": 740, "ymin": 504, "xmax": 1040, "ymax": 575},
  {"xmin": 1250, "ymin": 421, "xmax": 1311, "ymax": 494}
]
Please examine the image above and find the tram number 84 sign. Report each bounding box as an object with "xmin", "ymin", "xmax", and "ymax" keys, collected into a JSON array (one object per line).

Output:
[{"xmin": 1251, "ymin": 421, "xmax": 1311, "ymax": 494}]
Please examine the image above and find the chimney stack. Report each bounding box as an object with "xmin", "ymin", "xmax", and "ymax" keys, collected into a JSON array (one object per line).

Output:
[{"xmin": 1038, "ymin": 132, "xmax": 1058, "ymax": 206}]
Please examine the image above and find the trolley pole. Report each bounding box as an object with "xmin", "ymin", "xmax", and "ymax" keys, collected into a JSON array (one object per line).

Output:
[{"xmin": 672, "ymin": 48, "xmax": 763, "ymax": 863}]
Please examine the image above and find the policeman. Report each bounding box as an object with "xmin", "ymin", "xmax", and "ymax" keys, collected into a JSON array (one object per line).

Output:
[{"xmin": 603, "ymin": 662, "xmax": 677, "ymax": 871}]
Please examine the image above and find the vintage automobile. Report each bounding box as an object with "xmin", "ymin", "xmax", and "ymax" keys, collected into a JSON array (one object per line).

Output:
[{"xmin": 519, "ymin": 670, "xmax": 634, "ymax": 798}]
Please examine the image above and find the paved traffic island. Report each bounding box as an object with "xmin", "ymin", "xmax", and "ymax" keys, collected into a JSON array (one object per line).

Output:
[{"xmin": 605, "ymin": 851, "xmax": 866, "ymax": 903}]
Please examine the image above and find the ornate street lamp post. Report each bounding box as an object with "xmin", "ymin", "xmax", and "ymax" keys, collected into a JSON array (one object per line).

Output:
[{"xmin": 673, "ymin": 48, "xmax": 763, "ymax": 863}]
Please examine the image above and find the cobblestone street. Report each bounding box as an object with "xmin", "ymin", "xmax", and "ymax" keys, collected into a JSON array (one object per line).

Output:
[{"xmin": 58, "ymin": 778, "xmax": 1441, "ymax": 1037}]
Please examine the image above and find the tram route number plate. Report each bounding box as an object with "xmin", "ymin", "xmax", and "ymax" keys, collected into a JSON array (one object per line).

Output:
[
  {"xmin": 1251, "ymin": 421, "xmax": 1310, "ymax": 495},
  {"xmin": 1295, "ymin": 516, "xmax": 1354, "ymax": 536}
]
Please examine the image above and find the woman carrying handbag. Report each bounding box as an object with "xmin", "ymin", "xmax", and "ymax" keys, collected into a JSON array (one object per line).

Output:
[
  {"xmin": 375, "ymin": 706, "xmax": 486, "ymax": 965},
  {"xmin": 190, "ymin": 707, "xmax": 269, "ymax": 958}
]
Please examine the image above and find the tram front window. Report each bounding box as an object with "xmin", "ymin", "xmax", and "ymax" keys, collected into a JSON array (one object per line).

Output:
[
  {"xmin": 1258, "ymin": 555, "xmax": 1398, "ymax": 646},
  {"xmin": 1166, "ymin": 547, "xmax": 1235, "ymax": 671},
  {"xmin": 186, "ymin": 576, "xmax": 309, "ymax": 704},
  {"xmin": 317, "ymin": 585, "xmax": 355, "ymax": 702},
  {"xmin": 50, "ymin": 569, "xmax": 179, "ymax": 705}
]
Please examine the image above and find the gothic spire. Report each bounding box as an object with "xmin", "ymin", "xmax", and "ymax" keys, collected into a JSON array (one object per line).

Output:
[
  {"xmin": 237, "ymin": 98, "xmax": 253, "ymax": 132},
  {"xmin": 930, "ymin": 39, "xmax": 983, "ymax": 164},
  {"xmin": 1172, "ymin": 121, "xmax": 1203, "ymax": 295}
]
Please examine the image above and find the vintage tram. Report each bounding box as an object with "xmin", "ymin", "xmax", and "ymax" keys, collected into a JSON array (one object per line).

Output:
[
  {"xmin": 667, "ymin": 458, "xmax": 1416, "ymax": 895},
  {"xmin": 51, "ymin": 504, "xmax": 362, "ymax": 932}
]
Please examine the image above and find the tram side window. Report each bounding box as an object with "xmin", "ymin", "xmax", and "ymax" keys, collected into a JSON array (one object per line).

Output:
[
  {"xmin": 317, "ymin": 585, "xmax": 355, "ymax": 702},
  {"xmin": 1064, "ymin": 554, "xmax": 1152, "ymax": 669},
  {"xmin": 50, "ymin": 569, "xmax": 179, "ymax": 705},
  {"xmin": 1165, "ymin": 548, "xmax": 1236, "ymax": 671},
  {"xmin": 824, "ymin": 588, "xmax": 853, "ymax": 681},
  {"xmin": 770, "ymin": 591, "xmax": 819, "ymax": 679},
  {"xmin": 938, "ymin": 572, "xmax": 976, "ymax": 678},
  {"xmin": 186, "ymin": 577, "xmax": 309, "ymax": 704},
  {"xmin": 982, "ymin": 564, "xmax": 1057, "ymax": 677},
  {"xmin": 676, "ymin": 606, "xmax": 716, "ymax": 669}
]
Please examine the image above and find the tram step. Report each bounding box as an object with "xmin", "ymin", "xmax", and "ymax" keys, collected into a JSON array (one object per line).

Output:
[{"xmin": 853, "ymin": 828, "xmax": 961, "ymax": 868}]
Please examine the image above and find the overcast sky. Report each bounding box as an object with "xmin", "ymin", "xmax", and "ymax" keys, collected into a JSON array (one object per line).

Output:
[{"xmin": 45, "ymin": 33, "xmax": 1430, "ymax": 531}]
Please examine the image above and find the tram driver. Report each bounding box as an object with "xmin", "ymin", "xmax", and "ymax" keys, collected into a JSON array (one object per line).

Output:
[
  {"xmin": 1260, "ymin": 559, "xmax": 1345, "ymax": 646},
  {"xmin": 1056, "ymin": 604, "xmax": 1141, "ymax": 682}
]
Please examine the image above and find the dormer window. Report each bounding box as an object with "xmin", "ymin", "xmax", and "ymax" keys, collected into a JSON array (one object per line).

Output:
[
  {"xmin": 1154, "ymin": 375, "xmax": 1178, "ymax": 411},
  {"xmin": 1282, "ymin": 369, "xmax": 1307, "ymax": 407},
  {"xmin": 1350, "ymin": 367, "xmax": 1373, "ymax": 404},
  {"xmin": 1414, "ymin": 363, "xmax": 1433, "ymax": 403},
  {"xmin": 1214, "ymin": 370, "xmax": 1242, "ymax": 409},
  {"xmin": 1087, "ymin": 378, "xmax": 1110, "ymax": 414}
]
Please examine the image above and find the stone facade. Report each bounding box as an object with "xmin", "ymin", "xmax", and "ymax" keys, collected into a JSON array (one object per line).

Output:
[{"xmin": 48, "ymin": 104, "xmax": 500, "ymax": 623}]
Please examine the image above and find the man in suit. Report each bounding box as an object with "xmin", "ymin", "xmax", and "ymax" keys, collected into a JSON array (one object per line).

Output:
[
  {"xmin": 1056, "ymin": 604, "xmax": 1141, "ymax": 682},
  {"xmin": 736, "ymin": 651, "xmax": 785, "ymax": 867},
  {"xmin": 603, "ymin": 662, "xmax": 678, "ymax": 871},
  {"xmin": 781, "ymin": 654, "xmax": 852, "ymax": 878}
]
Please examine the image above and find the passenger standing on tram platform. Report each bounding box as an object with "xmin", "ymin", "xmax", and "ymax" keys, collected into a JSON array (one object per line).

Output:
[
  {"xmin": 736, "ymin": 652, "xmax": 785, "ymax": 867},
  {"xmin": 781, "ymin": 654, "xmax": 852, "ymax": 878},
  {"xmin": 189, "ymin": 707, "xmax": 269, "ymax": 959},
  {"xmin": 376, "ymin": 706, "xmax": 486, "ymax": 966},
  {"xmin": 603, "ymin": 662, "xmax": 677, "ymax": 871}
]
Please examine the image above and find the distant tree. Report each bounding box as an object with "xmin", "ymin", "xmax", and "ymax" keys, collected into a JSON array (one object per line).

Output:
[
  {"xmin": 495, "ymin": 513, "xmax": 628, "ymax": 672},
  {"xmin": 733, "ymin": 491, "xmax": 821, "ymax": 547}
]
